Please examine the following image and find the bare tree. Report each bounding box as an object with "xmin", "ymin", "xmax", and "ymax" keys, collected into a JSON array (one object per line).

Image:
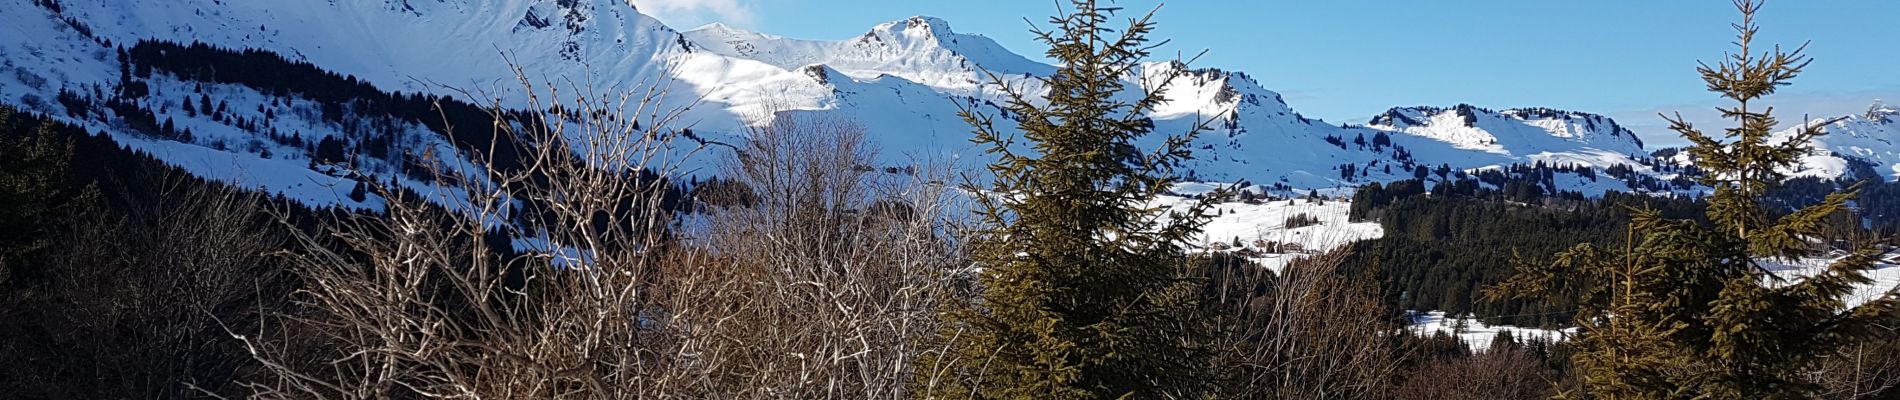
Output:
[
  {"xmin": 239, "ymin": 64, "xmax": 965, "ymax": 399},
  {"xmin": 1200, "ymin": 251, "xmax": 1405, "ymax": 399},
  {"xmin": 236, "ymin": 62, "xmax": 700, "ymax": 398},
  {"xmin": 1816, "ymin": 334, "xmax": 1900, "ymax": 399},
  {"xmin": 662, "ymin": 111, "xmax": 965, "ymax": 398},
  {"xmin": 1395, "ymin": 344, "xmax": 1554, "ymax": 400}
]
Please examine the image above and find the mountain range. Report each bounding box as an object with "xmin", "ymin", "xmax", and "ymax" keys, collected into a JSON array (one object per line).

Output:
[{"xmin": 2, "ymin": 0, "xmax": 1894, "ymax": 207}]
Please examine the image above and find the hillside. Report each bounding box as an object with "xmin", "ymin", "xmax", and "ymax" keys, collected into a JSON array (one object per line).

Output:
[{"xmin": 0, "ymin": 0, "xmax": 1780, "ymax": 202}]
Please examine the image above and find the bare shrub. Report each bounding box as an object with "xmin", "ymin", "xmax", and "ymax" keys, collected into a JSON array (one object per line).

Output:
[
  {"xmin": 1816, "ymin": 335, "xmax": 1900, "ymax": 399},
  {"xmin": 235, "ymin": 66, "xmax": 697, "ymax": 398},
  {"xmin": 1200, "ymin": 250, "xmax": 1404, "ymax": 399},
  {"xmin": 664, "ymin": 112, "xmax": 965, "ymax": 398},
  {"xmin": 240, "ymin": 66, "xmax": 963, "ymax": 399},
  {"xmin": 1395, "ymin": 346, "xmax": 1553, "ymax": 400}
]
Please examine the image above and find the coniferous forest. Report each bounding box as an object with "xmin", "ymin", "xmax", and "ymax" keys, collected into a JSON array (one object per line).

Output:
[{"xmin": 3, "ymin": 0, "xmax": 1899, "ymax": 399}]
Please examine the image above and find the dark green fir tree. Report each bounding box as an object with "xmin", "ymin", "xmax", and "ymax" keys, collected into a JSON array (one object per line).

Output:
[
  {"xmin": 0, "ymin": 106, "xmax": 73, "ymax": 287},
  {"xmin": 1490, "ymin": 1, "xmax": 1900, "ymax": 398},
  {"xmin": 918, "ymin": 1, "xmax": 1228, "ymax": 398}
]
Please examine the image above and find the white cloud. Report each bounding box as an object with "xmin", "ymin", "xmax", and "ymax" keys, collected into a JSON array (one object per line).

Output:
[{"xmin": 629, "ymin": 0, "xmax": 756, "ymax": 27}]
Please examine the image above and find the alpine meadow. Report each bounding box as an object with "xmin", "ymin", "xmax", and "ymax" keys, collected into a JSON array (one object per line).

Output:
[{"xmin": 4, "ymin": 0, "xmax": 1900, "ymax": 399}]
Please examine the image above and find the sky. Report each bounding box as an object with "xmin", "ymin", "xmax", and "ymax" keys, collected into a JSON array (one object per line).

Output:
[{"xmin": 631, "ymin": 0, "xmax": 1900, "ymax": 148}]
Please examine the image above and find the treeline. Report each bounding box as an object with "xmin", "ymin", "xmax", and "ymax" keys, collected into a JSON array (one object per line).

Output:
[
  {"xmin": 1346, "ymin": 178, "xmax": 1704, "ymax": 327},
  {"xmin": 1769, "ymin": 172, "xmax": 1900, "ymax": 234},
  {"xmin": 122, "ymin": 40, "xmax": 530, "ymax": 172},
  {"xmin": 106, "ymin": 39, "xmax": 702, "ymax": 235},
  {"xmin": 1344, "ymin": 152, "xmax": 1900, "ymax": 328}
]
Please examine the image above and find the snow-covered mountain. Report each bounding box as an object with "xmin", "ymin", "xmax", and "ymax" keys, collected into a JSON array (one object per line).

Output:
[
  {"xmin": 1780, "ymin": 103, "xmax": 1900, "ymax": 181},
  {"xmin": 0, "ymin": 0, "xmax": 1883, "ymax": 206},
  {"xmin": 1368, "ymin": 105, "xmax": 1644, "ymax": 157},
  {"xmin": 682, "ymin": 16, "xmax": 1053, "ymax": 97}
]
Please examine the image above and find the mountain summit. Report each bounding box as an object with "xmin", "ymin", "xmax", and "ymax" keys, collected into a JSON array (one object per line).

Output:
[{"xmin": 2, "ymin": 0, "xmax": 1889, "ymax": 203}]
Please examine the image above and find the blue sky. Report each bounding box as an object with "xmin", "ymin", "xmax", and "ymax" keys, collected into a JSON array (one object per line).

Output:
[{"xmin": 633, "ymin": 1, "xmax": 1900, "ymax": 147}]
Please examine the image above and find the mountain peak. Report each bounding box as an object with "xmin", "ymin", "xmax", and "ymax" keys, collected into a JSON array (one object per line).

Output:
[
  {"xmin": 1868, "ymin": 100, "xmax": 1897, "ymax": 121},
  {"xmin": 868, "ymin": 16, "xmax": 955, "ymax": 40},
  {"xmin": 858, "ymin": 16, "xmax": 965, "ymax": 48},
  {"xmin": 692, "ymin": 21, "xmax": 738, "ymax": 32},
  {"xmin": 684, "ymin": 20, "xmax": 779, "ymax": 42},
  {"xmin": 3, "ymin": 0, "xmax": 1710, "ymax": 194},
  {"xmin": 680, "ymin": 14, "xmax": 1052, "ymax": 93}
]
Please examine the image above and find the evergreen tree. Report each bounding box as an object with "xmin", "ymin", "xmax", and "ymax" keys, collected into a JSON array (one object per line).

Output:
[
  {"xmin": 348, "ymin": 179, "xmax": 368, "ymax": 203},
  {"xmin": 922, "ymin": 1, "xmax": 1227, "ymax": 398},
  {"xmin": 1490, "ymin": 2, "xmax": 1900, "ymax": 398},
  {"xmin": 0, "ymin": 106, "xmax": 71, "ymax": 287}
]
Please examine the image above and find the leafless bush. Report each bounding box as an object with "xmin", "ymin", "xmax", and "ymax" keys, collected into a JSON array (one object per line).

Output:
[
  {"xmin": 669, "ymin": 112, "xmax": 965, "ymax": 398},
  {"xmin": 1200, "ymin": 251, "xmax": 1404, "ymax": 399},
  {"xmin": 1394, "ymin": 344, "xmax": 1553, "ymax": 400},
  {"xmin": 236, "ymin": 64, "xmax": 696, "ymax": 398},
  {"xmin": 240, "ymin": 65, "xmax": 964, "ymax": 399},
  {"xmin": 1816, "ymin": 334, "xmax": 1900, "ymax": 399}
]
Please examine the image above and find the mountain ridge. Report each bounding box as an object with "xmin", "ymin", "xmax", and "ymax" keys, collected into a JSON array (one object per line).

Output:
[{"xmin": 2, "ymin": 0, "xmax": 1891, "ymax": 205}]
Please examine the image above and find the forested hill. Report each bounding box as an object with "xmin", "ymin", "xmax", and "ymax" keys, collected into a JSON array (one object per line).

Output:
[{"xmin": 1348, "ymin": 172, "xmax": 1900, "ymax": 328}]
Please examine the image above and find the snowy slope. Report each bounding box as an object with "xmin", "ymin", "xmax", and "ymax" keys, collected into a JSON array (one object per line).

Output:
[
  {"xmin": 24, "ymin": 0, "xmax": 688, "ymax": 99},
  {"xmin": 1779, "ymin": 103, "xmax": 1900, "ymax": 181},
  {"xmin": 682, "ymin": 17, "xmax": 1052, "ymax": 98},
  {"xmin": 1408, "ymin": 311, "xmax": 1576, "ymax": 351},
  {"xmin": 1170, "ymin": 195, "xmax": 1383, "ymax": 272},
  {"xmin": 1366, "ymin": 105, "xmax": 1660, "ymax": 179},
  {"xmin": 0, "ymin": 0, "xmax": 1739, "ymax": 204},
  {"xmin": 1370, "ymin": 105, "xmax": 1644, "ymax": 156}
]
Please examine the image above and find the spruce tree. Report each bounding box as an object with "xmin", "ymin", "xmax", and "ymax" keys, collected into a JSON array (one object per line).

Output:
[
  {"xmin": 348, "ymin": 179, "xmax": 369, "ymax": 203},
  {"xmin": 921, "ymin": 1, "xmax": 1226, "ymax": 398},
  {"xmin": 0, "ymin": 106, "xmax": 73, "ymax": 287},
  {"xmin": 1490, "ymin": 1, "xmax": 1900, "ymax": 398}
]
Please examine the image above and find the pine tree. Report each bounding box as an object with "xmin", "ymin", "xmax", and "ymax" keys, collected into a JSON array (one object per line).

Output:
[
  {"xmin": 0, "ymin": 106, "xmax": 73, "ymax": 287},
  {"xmin": 1489, "ymin": 1, "xmax": 1900, "ymax": 398},
  {"xmin": 920, "ymin": 1, "xmax": 1227, "ymax": 398},
  {"xmin": 348, "ymin": 179, "xmax": 368, "ymax": 203}
]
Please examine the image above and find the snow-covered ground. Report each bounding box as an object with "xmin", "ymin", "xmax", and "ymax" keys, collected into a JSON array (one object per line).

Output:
[
  {"xmin": 1166, "ymin": 193, "xmax": 1382, "ymax": 272},
  {"xmin": 1171, "ymin": 192, "xmax": 1574, "ymax": 351},
  {"xmin": 1779, "ymin": 104, "xmax": 1900, "ymax": 181},
  {"xmin": 1764, "ymin": 253, "xmax": 1900, "ymax": 309},
  {"xmin": 1407, "ymin": 310, "xmax": 1576, "ymax": 351},
  {"xmin": 1406, "ymin": 255, "xmax": 1900, "ymax": 351}
]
